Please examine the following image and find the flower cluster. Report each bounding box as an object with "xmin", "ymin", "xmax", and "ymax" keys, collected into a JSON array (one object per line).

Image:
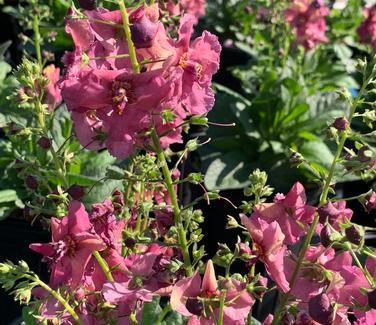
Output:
[
  {"xmin": 60, "ymin": 2, "xmax": 220, "ymax": 159},
  {"xmin": 285, "ymin": 0, "xmax": 329, "ymax": 49}
]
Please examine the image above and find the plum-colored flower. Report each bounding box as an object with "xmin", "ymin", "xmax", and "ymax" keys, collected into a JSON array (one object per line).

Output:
[
  {"xmin": 365, "ymin": 191, "xmax": 376, "ymax": 212},
  {"xmin": 285, "ymin": 0, "xmax": 329, "ymax": 49},
  {"xmin": 171, "ymin": 260, "xmax": 254, "ymax": 324},
  {"xmin": 29, "ymin": 201, "xmax": 106, "ymax": 288},
  {"xmin": 43, "ymin": 64, "xmax": 62, "ymax": 111},
  {"xmin": 358, "ymin": 6, "xmax": 376, "ymax": 51},
  {"xmin": 251, "ymin": 182, "xmax": 316, "ymax": 245},
  {"xmin": 240, "ymin": 214, "xmax": 290, "ymax": 292}
]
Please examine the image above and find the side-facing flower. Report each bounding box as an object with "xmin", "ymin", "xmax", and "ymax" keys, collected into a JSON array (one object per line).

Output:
[
  {"xmin": 252, "ymin": 182, "xmax": 316, "ymax": 245},
  {"xmin": 240, "ymin": 215, "xmax": 290, "ymax": 292},
  {"xmin": 29, "ymin": 201, "xmax": 106, "ymax": 288}
]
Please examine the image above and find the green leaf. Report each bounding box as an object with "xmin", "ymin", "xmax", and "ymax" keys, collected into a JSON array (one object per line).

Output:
[
  {"xmin": 282, "ymin": 103, "xmax": 310, "ymax": 123},
  {"xmin": 0, "ymin": 189, "xmax": 18, "ymax": 203},
  {"xmin": 141, "ymin": 296, "xmax": 162, "ymax": 325},
  {"xmin": 204, "ymin": 151, "xmax": 253, "ymax": 190},
  {"xmin": 22, "ymin": 306, "xmax": 37, "ymax": 325}
]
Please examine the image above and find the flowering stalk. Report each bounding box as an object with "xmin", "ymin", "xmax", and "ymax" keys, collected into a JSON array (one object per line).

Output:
[
  {"xmin": 33, "ymin": 11, "xmax": 42, "ymax": 66},
  {"xmin": 93, "ymin": 251, "xmax": 114, "ymax": 283},
  {"xmin": 151, "ymin": 128, "xmax": 193, "ymax": 276},
  {"xmin": 272, "ymin": 62, "xmax": 376, "ymax": 324},
  {"xmin": 20, "ymin": 272, "xmax": 83, "ymax": 325}
]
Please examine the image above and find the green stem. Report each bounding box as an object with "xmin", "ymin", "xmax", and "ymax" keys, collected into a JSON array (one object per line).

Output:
[
  {"xmin": 135, "ymin": 181, "xmax": 145, "ymax": 233},
  {"xmin": 348, "ymin": 247, "xmax": 373, "ymax": 286},
  {"xmin": 155, "ymin": 303, "xmax": 172, "ymax": 325},
  {"xmin": 33, "ymin": 13, "xmax": 42, "ymax": 66},
  {"xmin": 217, "ymin": 290, "xmax": 226, "ymax": 325},
  {"xmin": 23, "ymin": 274, "xmax": 83, "ymax": 325},
  {"xmin": 118, "ymin": 0, "xmax": 140, "ymax": 73},
  {"xmin": 271, "ymin": 65, "xmax": 375, "ymax": 325},
  {"xmin": 151, "ymin": 129, "xmax": 193, "ymax": 276},
  {"xmin": 93, "ymin": 251, "xmax": 114, "ymax": 283}
]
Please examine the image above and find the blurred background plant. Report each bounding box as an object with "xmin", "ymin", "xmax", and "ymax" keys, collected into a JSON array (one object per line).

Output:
[{"xmin": 199, "ymin": 0, "xmax": 375, "ymax": 192}]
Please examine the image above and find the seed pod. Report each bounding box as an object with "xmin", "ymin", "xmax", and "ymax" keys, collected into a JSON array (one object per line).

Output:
[
  {"xmin": 345, "ymin": 225, "xmax": 362, "ymax": 245},
  {"xmin": 308, "ymin": 293, "xmax": 334, "ymax": 325}
]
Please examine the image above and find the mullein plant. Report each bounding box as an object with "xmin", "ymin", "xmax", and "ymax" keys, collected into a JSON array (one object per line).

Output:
[{"xmin": 2, "ymin": 1, "xmax": 376, "ymax": 325}]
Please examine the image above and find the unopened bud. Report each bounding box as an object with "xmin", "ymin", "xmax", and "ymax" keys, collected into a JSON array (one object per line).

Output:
[
  {"xmin": 186, "ymin": 297, "xmax": 203, "ymax": 316},
  {"xmin": 25, "ymin": 175, "xmax": 38, "ymax": 190},
  {"xmin": 365, "ymin": 191, "xmax": 376, "ymax": 212},
  {"xmin": 308, "ymin": 293, "xmax": 334, "ymax": 325},
  {"xmin": 345, "ymin": 225, "xmax": 362, "ymax": 245},
  {"xmin": 320, "ymin": 225, "xmax": 332, "ymax": 248},
  {"xmin": 332, "ymin": 117, "xmax": 349, "ymax": 131},
  {"xmin": 37, "ymin": 137, "xmax": 51, "ymax": 149},
  {"xmin": 358, "ymin": 146, "xmax": 373, "ymax": 163},
  {"xmin": 67, "ymin": 184, "xmax": 85, "ymax": 200}
]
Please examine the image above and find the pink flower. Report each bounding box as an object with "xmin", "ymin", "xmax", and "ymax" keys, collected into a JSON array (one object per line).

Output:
[
  {"xmin": 317, "ymin": 201, "xmax": 353, "ymax": 232},
  {"xmin": 29, "ymin": 201, "xmax": 106, "ymax": 288},
  {"xmin": 284, "ymin": 246, "xmax": 351, "ymax": 302},
  {"xmin": 354, "ymin": 310, "xmax": 376, "ymax": 325},
  {"xmin": 164, "ymin": 14, "xmax": 221, "ymax": 115},
  {"xmin": 240, "ymin": 214, "xmax": 290, "ymax": 292},
  {"xmin": 165, "ymin": 0, "xmax": 206, "ymax": 21},
  {"xmin": 285, "ymin": 0, "xmax": 329, "ymax": 49},
  {"xmin": 171, "ymin": 260, "xmax": 254, "ymax": 324},
  {"xmin": 43, "ymin": 64, "xmax": 62, "ymax": 111},
  {"xmin": 358, "ymin": 6, "xmax": 376, "ymax": 51},
  {"xmin": 365, "ymin": 191, "xmax": 376, "ymax": 212},
  {"xmin": 252, "ymin": 182, "xmax": 316, "ymax": 245}
]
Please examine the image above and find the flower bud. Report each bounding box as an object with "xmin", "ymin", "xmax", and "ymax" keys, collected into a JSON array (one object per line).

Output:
[
  {"xmin": 124, "ymin": 237, "xmax": 136, "ymax": 248},
  {"xmin": 332, "ymin": 117, "xmax": 349, "ymax": 131},
  {"xmin": 25, "ymin": 175, "xmax": 38, "ymax": 190},
  {"xmin": 358, "ymin": 146, "xmax": 373, "ymax": 163},
  {"xmin": 130, "ymin": 8, "xmax": 158, "ymax": 49},
  {"xmin": 67, "ymin": 184, "xmax": 85, "ymax": 200},
  {"xmin": 37, "ymin": 137, "xmax": 51, "ymax": 149},
  {"xmin": 320, "ymin": 224, "xmax": 332, "ymax": 247},
  {"xmin": 308, "ymin": 293, "xmax": 334, "ymax": 325},
  {"xmin": 186, "ymin": 297, "xmax": 203, "ymax": 316},
  {"xmin": 366, "ymin": 192, "xmax": 376, "ymax": 212},
  {"xmin": 77, "ymin": 0, "xmax": 96, "ymax": 10},
  {"xmin": 345, "ymin": 225, "xmax": 362, "ymax": 245},
  {"xmin": 368, "ymin": 288, "xmax": 376, "ymax": 309}
]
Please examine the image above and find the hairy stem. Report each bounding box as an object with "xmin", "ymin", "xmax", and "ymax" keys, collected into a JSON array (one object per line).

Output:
[
  {"xmin": 118, "ymin": 0, "xmax": 140, "ymax": 73},
  {"xmin": 151, "ymin": 129, "xmax": 193, "ymax": 276},
  {"xmin": 93, "ymin": 251, "xmax": 114, "ymax": 283},
  {"xmin": 23, "ymin": 274, "xmax": 83, "ymax": 325},
  {"xmin": 33, "ymin": 13, "xmax": 42, "ymax": 66}
]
